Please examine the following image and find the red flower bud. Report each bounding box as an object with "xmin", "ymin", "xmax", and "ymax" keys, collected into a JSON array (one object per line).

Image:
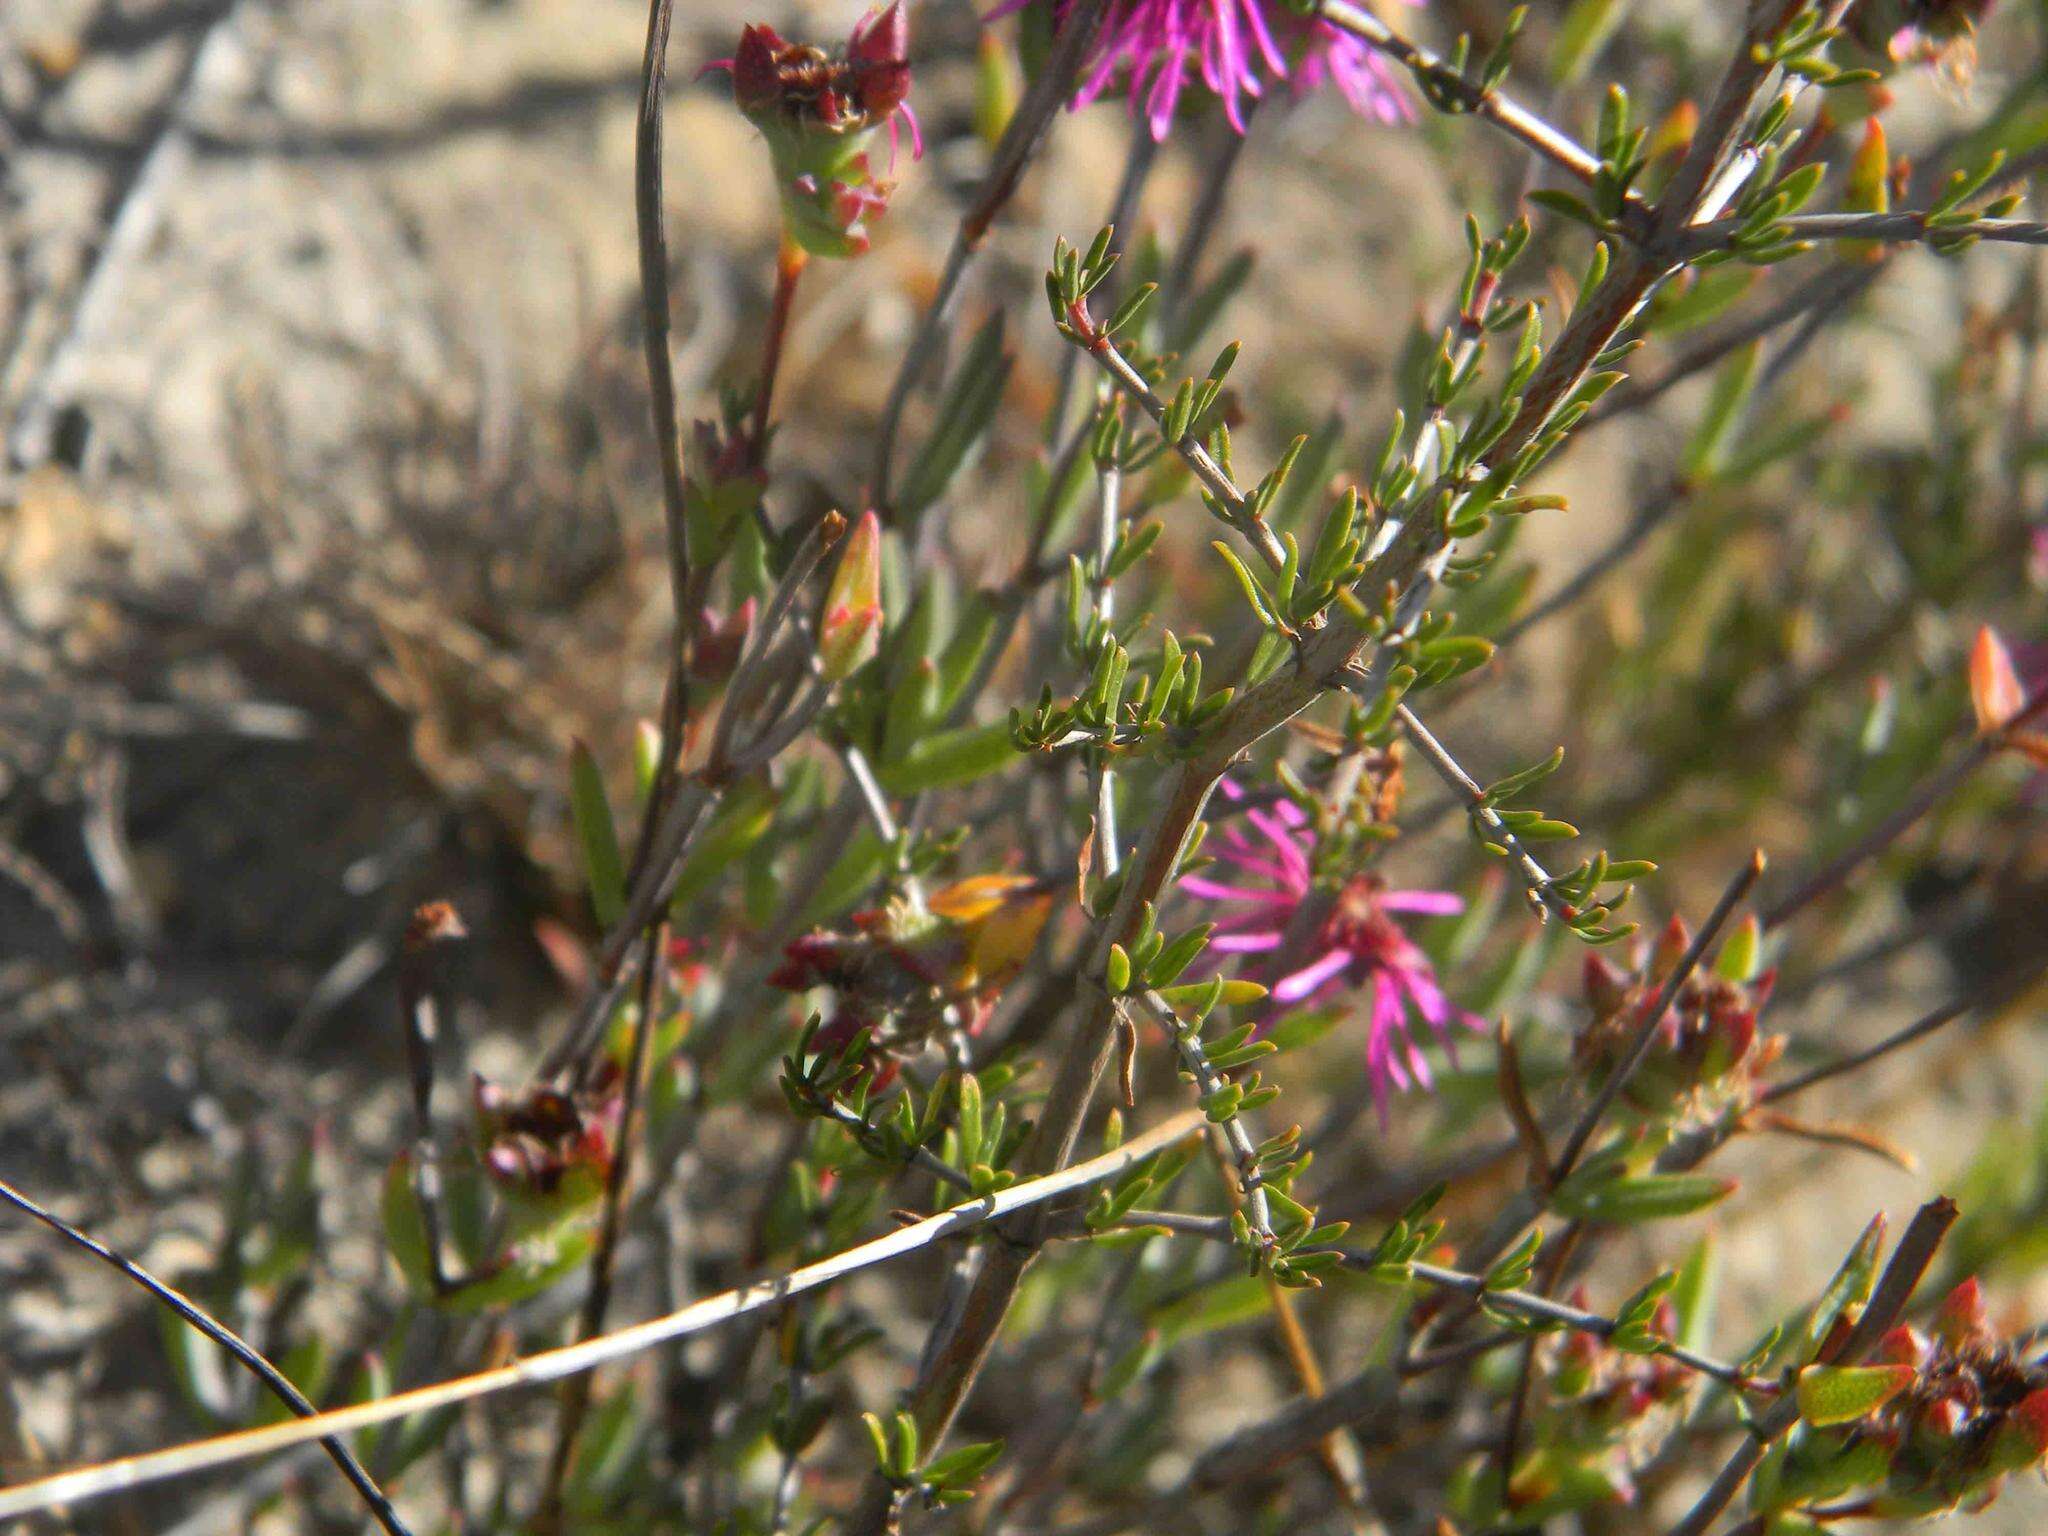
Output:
[
  {"xmin": 1652, "ymin": 913, "xmax": 1691, "ymax": 979},
  {"xmin": 2012, "ymin": 1387, "xmax": 2048, "ymax": 1458},
  {"xmin": 732, "ymin": 24, "xmax": 787, "ymax": 115},
  {"xmin": 1924, "ymin": 1394, "xmax": 1968, "ymax": 1439},
  {"xmin": 1581, "ymin": 952, "xmax": 1630, "ymax": 1018},
  {"xmin": 472, "ymin": 1076, "xmax": 618, "ymax": 1200},
  {"xmin": 691, "ymin": 598, "xmax": 755, "ymax": 683},
  {"xmin": 1875, "ymin": 1323, "xmax": 1927, "ymax": 1366},
  {"xmin": 1990, "ymin": 1386, "xmax": 2048, "ymax": 1472},
  {"xmin": 1700, "ymin": 997, "xmax": 1757, "ymax": 1078},
  {"xmin": 818, "ymin": 509, "xmax": 884, "ymax": 680},
  {"xmin": 770, "ymin": 932, "xmax": 849, "ymax": 992},
  {"xmin": 848, "ymin": 2, "xmax": 912, "ymax": 117},
  {"xmin": 1749, "ymin": 964, "xmax": 1778, "ymax": 1013},
  {"xmin": 1935, "ymin": 1276, "xmax": 1989, "ymax": 1348}
]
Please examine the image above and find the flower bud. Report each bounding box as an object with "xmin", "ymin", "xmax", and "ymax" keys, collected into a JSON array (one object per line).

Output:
[
  {"xmin": 1988, "ymin": 1387, "xmax": 2048, "ymax": 1474},
  {"xmin": 1933, "ymin": 1276, "xmax": 1989, "ymax": 1348},
  {"xmin": 818, "ymin": 510, "xmax": 883, "ymax": 682},
  {"xmin": 1651, "ymin": 913, "xmax": 1691, "ymax": 981},
  {"xmin": 1847, "ymin": 118, "xmax": 1891, "ymax": 214},
  {"xmin": 1969, "ymin": 626, "xmax": 2026, "ymax": 735},
  {"xmin": 847, "ymin": 3, "xmax": 911, "ymax": 118},
  {"xmin": 770, "ymin": 931, "xmax": 859, "ymax": 993},
  {"xmin": 691, "ymin": 598, "xmax": 755, "ymax": 684},
  {"xmin": 472, "ymin": 1075, "xmax": 619, "ymax": 1203},
  {"xmin": 716, "ymin": 11, "xmax": 919, "ymax": 257},
  {"xmin": 1874, "ymin": 1324, "xmax": 1926, "ymax": 1366},
  {"xmin": 1581, "ymin": 952, "xmax": 1631, "ymax": 1019},
  {"xmin": 1696, "ymin": 994, "xmax": 1757, "ymax": 1080},
  {"xmin": 732, "ymin": 24, "xmax": 786, "ymax": 115}
]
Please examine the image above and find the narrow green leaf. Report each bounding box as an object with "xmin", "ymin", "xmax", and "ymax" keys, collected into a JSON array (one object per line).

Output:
[
  {"xmin": 569, "ymin": 741, "xmax": 626, "ymax": 930},
  {"xmin": 1551, "ymin": 1172, "xmax": 1737, "ymax": 1226},
  {"xmin": 1795, "ymin": 1364, "xmax": 1916, "ymax": 1427}
]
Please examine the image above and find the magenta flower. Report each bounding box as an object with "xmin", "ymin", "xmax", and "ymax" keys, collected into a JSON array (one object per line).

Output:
[
  {"xmin": 1186, "ymin": 780, "xmax": 1482, "ymax": 1121},
  {"xmin": 988, "ymin": 0, "xmax": 1414, "ymax": 142}
]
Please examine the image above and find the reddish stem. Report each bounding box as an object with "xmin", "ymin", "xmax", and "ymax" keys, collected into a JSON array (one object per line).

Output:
[{"xmin": 748, "ymin": 235, "xmax": 809, "ymax": 468}]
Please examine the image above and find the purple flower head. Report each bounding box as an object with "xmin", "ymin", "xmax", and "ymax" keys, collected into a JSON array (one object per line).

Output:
[
  {"xmin": 1186, "ymin": 779, "xmax": 1482, "ymax": 1123},
  {"xmin": 988, "ymin": 0, "xmax": 1414, "ymax": 142}
]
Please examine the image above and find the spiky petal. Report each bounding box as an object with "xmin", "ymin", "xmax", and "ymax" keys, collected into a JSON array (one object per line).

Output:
[
  {"xmin": 1185, "ymin": 778, "xmax": 1481, "ymax": 1121},
  {"xmin": 986, "ymin": 0, "xmax": 1416, "ymax": 142}
]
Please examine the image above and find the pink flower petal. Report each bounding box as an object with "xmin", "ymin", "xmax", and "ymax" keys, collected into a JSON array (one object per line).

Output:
[
  {"xmin": 1210, "ymin": 931, "xmax": 1283, "ymax": 953},
  {"xmin": 1396, "ymin": 966, "xmax": 1452, "ymax": 1032},
  {"xmin": 1379, "ymin": 890, "xmax": 1464, "ymax": 916},
  {"xmin": 1358, "ymin": 983, "xmax": 1396, "ymax": 1125},
  {"xmin": 1244, "ymin": 807, "xmax": 1310, "ymax": 881},
  {"xmin": 1209, "ymin": 841, "xmax": 1301, "ymax": 888},
  {"xmin": 1384, "ymin": 1047, "xmax": 1411, "ymax": 1092},
  {"xmin": 1407, "ymin": 1039, "xmax": 1433, "ymax": 1089},
  {"xmin": 1273, "ymin": 947, "xmax": 1352, "ymax": 1003},
  {"xmin": 1178, "ymin": 876, "xmax": 1294, "ymax": 905}
]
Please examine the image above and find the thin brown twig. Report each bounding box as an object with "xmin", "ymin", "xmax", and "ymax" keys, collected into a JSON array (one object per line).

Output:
[
  {"xmin": 868, "ymin": 0, "xmax": 1115, "ymax": 507},
  {"xmin": 542, "ymin": 0, "xmax": 700, "ymax": 1088},
  {"xmin": 1761, "ymin": 963, "xmax": 2048, "ymax": 1106},
  {"xmin": 1395, "ymin": 704, "xmax": 1573, "ymax": 922},
  {"xmin": 0, "ymin": 1179, "xmax": 413, "ymax": 1536},
  {"xmin": 631, "ymin": 0, "xmax": 691, "ymax": 634},
  {"xmin": 1751, "ymin": 1110, "xmax": 1917, "ymax": 1170},
  {"xmin": 1313, "ymin": 0, "xmax": 1625, "ymax": 205},
  {"xmin": 1549, "ymin": 850, "xmax": 1765, "ymax": 1183},
  {"xmin": 1679, "ymin": 210, "xmax": 2048, "ymax": 258},
  {"xmin": 1493, "ymin": 1017, "xmax": 1551, "ymax": 1189},
  {"xmin": 0, "ymin": 1111, "xmax": 1209, "ymax": 1524},
  {"xmin": 747, "ymin": 236, "xmax": 808, "ymax": 466},
  {"xmin": 1074, "ymin": 331, "xmax": 1289, "ymax": 570},
  {"xmin": 1663, "ymin": 1195, "xmax": 1958, "ymax": 1536},
  {"xmin": 1761, "ymin": 689, "xmax": 2048, "ymax": 930},
  {"xmin": 847, "ymin": 12, "xmax": 1818, "ymax": 1521},
  {"xmin": 535, "ymin": 919, "xmax": 671, "ymax": 1530},
  {"xmin": 397, "ymin": 901, "xmax": 471, "ymax": 1297}
]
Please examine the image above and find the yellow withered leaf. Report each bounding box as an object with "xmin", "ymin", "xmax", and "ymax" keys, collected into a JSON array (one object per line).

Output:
[
  {"xmin": 965, "ymin": 889, "xmax": 1053, "ymax": 985},
  {"xmin": 927, "ymin": 874, "xmax": 1044, "ymax": 924}
]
